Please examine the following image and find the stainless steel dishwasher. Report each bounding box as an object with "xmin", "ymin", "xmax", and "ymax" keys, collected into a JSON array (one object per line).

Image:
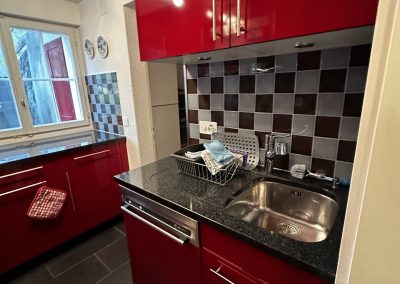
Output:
[{"xmin": 120, "ymin": 185, "xmax": 201, "ymax": 284}]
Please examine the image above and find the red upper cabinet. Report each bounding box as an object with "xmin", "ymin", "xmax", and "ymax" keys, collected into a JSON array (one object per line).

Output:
[
  {"xmin": 230, "ymin": 0, "xmax": 379, "ymax": 47},
  {"xmin": 135, "ymin": 0, "xmax": 230, "ymax": 61}
]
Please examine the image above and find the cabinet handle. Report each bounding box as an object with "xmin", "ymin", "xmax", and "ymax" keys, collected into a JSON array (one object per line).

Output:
[
  {"xmin": 210, "ymin": 265, "xmax": 236, "ymax": 284},
  {"xmin": 0, "ymin": 166, "xmax": 43, "ymax": 180},
  {"xmin": 121, "ymin": 205, "xmax": 187, "ymax": 245},
  {"xmin": 236, "ymin": 0, "xmax": 241, "ymax": 36},
  {"xmin": 65, "ymin": 171, "xmax": 77, "ymax": 214},
  {"xmin": 0, "ymin": 181, "xmax": 46, "ymax": 198},
  {"xmin": 212, "ymin": 0, "xmax": 217, "ymax": 41},
  {"xmin": 73, "ymin": 149, "xmax": 110, "ymax": 160}
]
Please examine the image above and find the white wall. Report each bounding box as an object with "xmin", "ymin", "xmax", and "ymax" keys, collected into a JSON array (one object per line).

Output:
[{"xmin": 0, "ymin": 0, "xmax": 80, "ymax": 26}]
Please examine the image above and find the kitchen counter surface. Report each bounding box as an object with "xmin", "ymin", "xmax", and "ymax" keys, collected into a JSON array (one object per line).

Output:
[
  {"xmin": 115, "ymin": 157, "xmax": 348, "ymax": 282},
  {"xmin": 0, "ymin": 130, "xmax": 125, "ymax": 166}
]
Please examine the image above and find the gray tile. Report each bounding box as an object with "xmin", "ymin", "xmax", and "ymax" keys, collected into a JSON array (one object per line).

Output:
[
  {"xmin": 48, "ymin": 256, "xmax": 109, "ymax": 284},
  {"xmin": 289, "ymin": 154, "xmax": 312, "ymax": 169},
  {"xmin": 316, "ymin": 93, "xmax": 344, "ymax": 116},
  {"xmin": 346, "ymin": 66, "xmax": 368, "ymax": 93},
  {"xmin": 312, "ymin": 137, "xmax": 338, "ymax": 160},
  {"xmin": 273, "ymin": 93, "xmax": 294, "ymax": 114},
  {"xmin": 292, "ymin": 115, "xmax": 315, "ymax": 136},
  {"xmin": 9, "ymin": 265, "xmax": 53, "ymax": 284},
  {"xmin": 188, "ymin": 95, "xmax": 199, "ymax": 110},
  {"xmin": 197, "ymin": 77, "xmax": 211, "ymax": 94},
  {"xmin": 198, "ymin": 110, "xmax": 211, "ymax": 122},
  {"xmin": 239, "ymin": 94, "xmax": 256, "ymax": 112},
  {"xmin": 340, "ymin": 117, "xmax": 360, "ymax": 141},
  {"xmin": 210, "ymin": 94, "xmax": 224, "ymax": 110},
  {"xmin": 189, "ymin": 123, "xmax": 200, "ymax": 138},
  {"xmin": 186, "ymin": 64, "xmax": 198, "ymax": 79},
  {"xmin": 321, "ymin": 47, "xmax": 351, "ymax": 69},
  {"xmin": 334, "ymin": 161, "xmax": 353, "ymax": 180},
  {"xmin": 97, "ymin": 261, "xmax": 132, "ymax": 284},
  {"xmin": 96, "ymin": 237, "xmax": 130, "ymax": 271},
  {"xmin": 224, "ymin": 76, "xmax": 239, "ymax": 93},
  {"xmin": 254, "ymin": 113, "xmax": 273, "ymax": 132},
  {"xmin": 47, "ymin": 227, "xmax": 123, "ymax": 276},
  {"xmin": 210, "ymin": 62, "xmax": 224, "ymax": 77},
  {"xmin": 224, "ymin": 111, "xmax": 239, "ymax": 128},
  {"xmin": 276, "ymin": 53, "xmax": 297, "ymax": 73},
  {"xmin": 256, "ymin": 73, "xmax": 274, "ymax": 93},
  {"xmin": 239, "ymin": 58, "xmax": 256, "ymax": 75},
  {"xmin": 295, "ymin": 70, "xmax": 319, "ymax": 93}
]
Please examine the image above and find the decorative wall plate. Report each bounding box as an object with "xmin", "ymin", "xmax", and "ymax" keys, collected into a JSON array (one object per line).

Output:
[
  {"xmin": 84, "ymin": 39, "xmax": 94, "ymax": 60},
  {"xmin": 97, "ymin": 36, "xmax": 109, "ymax": 58}
]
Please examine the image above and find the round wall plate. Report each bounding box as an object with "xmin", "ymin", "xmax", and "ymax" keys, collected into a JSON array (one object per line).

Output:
[
  {"xmin": 97, "ymin": 36, "xmax": 109, "ymax": 58},
  {"xmin": 84, "ymin": 39, "xmax": 94, "ymax": 60}
]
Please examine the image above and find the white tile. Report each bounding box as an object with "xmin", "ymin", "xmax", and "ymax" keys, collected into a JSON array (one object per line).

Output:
[
  {"xmin": 197, "ymin": 77, "xmax": 211, "ymax": 94},
  {"xmin": 273, "ymin": 94, "xmax": 294, "ymax": 114},
  {"xmin": 295, "ymin": 70, "xmax": 320, "ymax": 93},
  {"xmin": 312, "ymin": 137, "xmax": 338, "ymax": 160},
  {"xmin": 189, "ymin": 123, "xmax": 200, "ymax": 138},
  {"xmin": 224, "ymin": 76, "xmax": 239, "ymax": 93},
  {"xmin": 316, "ymin": 93, "xmax": 344, "ymax": 116},
  {"xmin": 334, "ymin": 161, "xmax": 353, "ymax": 180},
  {"xmin": 186, "ymin": 64, "xmax": 198, "ymax": 79},
  {"xmin": 256, "ymin": 73, "xmax": 274, "ymax": 93},
  {"xmin": 292, "ymin": 115, "xmax": 315, "ymax": 136},
  {"xmin": 188, "ymin": 95, "xmax": 198, "ymax": 110},
  {"xmin": 239, "ymin": 95, "xmax": 256, "ymax": 112},
  {"xmin": 254, "ymin": 113, "xmax": 273, "ymax": 132},
  {"xmin": 224, "ymin": 111, "xmax": 239, "ymax": 128},
  {"xmin": 340, "ymin": 117, "xmax": 360, "ymax": 141},
  {"xmin": 210, "ymin": 94, "xmax": 224, "ymax": 110}
]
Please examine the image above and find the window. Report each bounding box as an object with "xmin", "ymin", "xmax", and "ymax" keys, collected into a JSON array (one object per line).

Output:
[{"xmin": 0, "ymin": 17, "xmax": 88, "ymax": 138}]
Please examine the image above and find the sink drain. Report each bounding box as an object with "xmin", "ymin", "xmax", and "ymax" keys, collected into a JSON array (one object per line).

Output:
[{"xmin": 278, "ymin": 222, "xmax": 302, "ymax": 236}]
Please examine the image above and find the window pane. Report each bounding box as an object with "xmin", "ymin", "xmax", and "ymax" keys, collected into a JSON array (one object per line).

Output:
[
  {"xmin": 10, "ymin": 27, "xmax": 83, "ymax": 127},
  {"xmin": 0, "ymin": 44, "xmax": 21, "ymax": 132}
]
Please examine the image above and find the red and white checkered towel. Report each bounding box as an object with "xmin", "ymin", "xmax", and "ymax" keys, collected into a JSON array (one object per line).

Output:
[{"xmin": 27, "ymin": 186, "xmax": 67, "ymax": 220}]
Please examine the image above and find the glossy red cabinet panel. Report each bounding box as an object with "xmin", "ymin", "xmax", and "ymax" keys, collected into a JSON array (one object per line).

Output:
[{"xmin": 135, "ymin": 0, "xmax": 230, "ymax": 61}]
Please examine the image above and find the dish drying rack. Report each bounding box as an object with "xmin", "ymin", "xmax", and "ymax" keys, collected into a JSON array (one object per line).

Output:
[{"xmin": 171, "ymin": 133, "xmax": 259, "ymax": 186}]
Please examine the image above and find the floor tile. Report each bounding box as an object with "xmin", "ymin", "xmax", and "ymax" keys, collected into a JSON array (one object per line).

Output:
[
  {"xmin": 96, "ymin": 237, "xmax": 130, "ymax": 271},
  {"xmin": 47, "ymin": 227, "xmax": 123, "ymax": 276},
  {"xmin": 114, "ymin": 222, "xmax": 126, "ymax": 234},
  {"xmin": 97, "ymin": 261, "xmax": 133, "ymax": 284},
  {"xmin": 8, "ymin": 265, "xmax": 53, "ymax": 284}
]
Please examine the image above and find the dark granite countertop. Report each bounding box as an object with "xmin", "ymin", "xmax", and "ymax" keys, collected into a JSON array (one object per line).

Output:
[
  {"xmin": 115, "ymin": 157, "xmax": 348, "ymax": 282},
  {"xmin": 0, "ymin": 130, "xmax": 125, "ymax": 166}
]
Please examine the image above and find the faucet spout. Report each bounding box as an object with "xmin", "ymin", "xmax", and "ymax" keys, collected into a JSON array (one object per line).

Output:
[{"xmin": 264, "ymin": 134, "xmax": 289, "ymax": 174}]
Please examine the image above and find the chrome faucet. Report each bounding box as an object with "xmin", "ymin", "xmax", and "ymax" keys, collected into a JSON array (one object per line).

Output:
[{"xmin": 265, "ymin": 134, "xmax": 289, "ymax": 174}]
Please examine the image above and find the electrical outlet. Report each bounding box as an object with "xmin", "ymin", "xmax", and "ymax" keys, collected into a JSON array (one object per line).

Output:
[
  {"xmin": 122, "ymin": 116, "xmax": 129, "ymax": 126},
  {"xmin": 199, "ymin": 121, "xmax": 217, "ymax": 134}
]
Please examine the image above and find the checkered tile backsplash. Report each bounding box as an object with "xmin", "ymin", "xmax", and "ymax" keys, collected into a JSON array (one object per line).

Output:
[
  {"xmin": 186, "ymin": 44, "xmax": 371, "ymax": 179},
  {"xmin": 85, "ymin": 72, "xmax": 124, "ymax": 136}
]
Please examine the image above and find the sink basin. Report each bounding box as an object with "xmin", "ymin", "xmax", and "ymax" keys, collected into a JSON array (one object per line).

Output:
[{"xmin": 224, "ymin": 179, "xmax": 339, "ymax": 242}]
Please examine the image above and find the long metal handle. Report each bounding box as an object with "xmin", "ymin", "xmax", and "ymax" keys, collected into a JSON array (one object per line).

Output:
[
  {"xmin": 0, "ymin": 166, "xmax": 43, "ymax": 180},
  {"xmin": 0, "ymin": 181, "xmax": 46, "ymax": 198},
  {"xmin": 236, "ymin": 0, "xmax": 241, "ymax": 36},
  {"xmin": 73, "ymin": 149, "xmax": 110, "ymax": 161},
  {"xmin": 65, "ymin": 171, "xmax": 77, "ymax": 214},
  {"xmin": 121, "ymin": 205, "xmax": 187, "ymax": 245},
  {"xmin": 212, "ymin": 0, "xmax": 216, "ymax": 41},
  {"xmin": 210, "ymin": 265, "xmax": 236, "ymax": 284}
]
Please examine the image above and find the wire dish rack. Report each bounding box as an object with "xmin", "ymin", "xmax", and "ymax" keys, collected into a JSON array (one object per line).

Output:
[{"xmin": 171, "ymin": 133, "xmax": 259, "ymax": 186}]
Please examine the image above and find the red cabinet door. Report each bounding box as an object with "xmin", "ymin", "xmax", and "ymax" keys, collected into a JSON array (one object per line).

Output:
[
  {"xmin": 135, "ymin": 0, "xmax": 230, "ymax": 61},
  {"xmin": 230, "ymin": 0, "xmax": 379, "ymax": 47}
]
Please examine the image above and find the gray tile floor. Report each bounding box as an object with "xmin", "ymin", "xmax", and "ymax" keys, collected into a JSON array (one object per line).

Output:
[{"xmin": 8, "ymin": 222, "xmax": 133, "ymax": 284}]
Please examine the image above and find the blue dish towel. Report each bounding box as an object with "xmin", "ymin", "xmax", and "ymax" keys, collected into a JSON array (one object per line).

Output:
[{"xmin": 203, "ymin": 140, "xmax": 234, "ymax": 164}]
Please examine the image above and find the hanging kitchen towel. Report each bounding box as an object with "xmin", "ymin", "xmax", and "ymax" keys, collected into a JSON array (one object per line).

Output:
[{"xmin": 27, "ymin": 186, "xmax": 67, "ymax": 220}]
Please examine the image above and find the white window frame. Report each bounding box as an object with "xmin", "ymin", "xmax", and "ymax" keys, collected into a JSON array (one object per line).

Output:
[{"xmin": 0, "ymin": 17, "xmax": 90, "ymax": 139}]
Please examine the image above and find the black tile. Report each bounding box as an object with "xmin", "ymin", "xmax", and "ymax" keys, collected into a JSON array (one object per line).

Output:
[
  {"xmin": 198, "ymin": 95, "xmax": 210, "ymax": 109},
  {"xmin": 97, "ymin": 261, "xmax": 132, "ymax": 284},
  {"xmin": 110, "ymin": 105, "xmax": 116, "ymax": 115},
  {"xmin": 255, "ymin": 131, "xmax": 270, "ymax": 148},
  {"xmin": 273, "ymin": 155, "xmax": 289, "ymax": 170},
  {"xmin": 224, "ymin": 128, "xmax": 238, "ymax": 133},
  {"xmin": 294, "ymin": 93, "xmax": 317, "ymax": 115},
  {"xmin": 298, "ymin": 50, "xmax": 321, "ymax": 70},
  {"xmin": 211, "ymin": 111, "xmax": 224, "ymax": 126},
  {"xmin": 200, "ymin": 133, "xmax": 211, "ymax": 140},
  {"xmin": 239, "ymin": 75, "xmax": 256, "ymax": 93},
  {"xmin": 211, "ymin": 77, "xmax": 224, "ymax": 93},
  {"xmin": 97, "ymin": 237, "xmax": 130, "ymax": 271},
  {"xmin": 113, "ymin": 125, "xmax": 119, "ymax": 134},
  {"xmin": 350, "ymin": 44, "xmax": 371, "ymax": 66},
  {"xmin": 273, "ymin": 114, "xmax": 292, "ymax": 133},
  {"xmin": 187, "ymin": 79, "xmax": 198, "ymax": 94},
  {"xmin": 190, "ymin": 138, "xmax": 200, "ymax": 145},
  {"xmin": 311, "ymin": 158, "xmax": 335, "ymax": 177},
  {"xmin": 224, "ymin": 60, "xmax": 239, "ymax": 76},
  {"xmin": 239, "ymin": 112, "xmax": 255, "ymax": 129},
  {"xmin": 48, "ymin": 256, "xmax": 109, "ymax": 284},
  {"xmin": 255, "ymin": 95, "xmax": 273, "ymax": 113},
  {"xmin": 104, "ymin": 124, "xmax": 109, "ymax": 132},
  {"xmin": 291, "ymin": 135, "xmax": 313, "ymax": 156},
  {"xmin": 8, "ymin": 265, "xmax": 53, "ymax": 284},
  {"xmin": 117, "ymin": 115, "xmax": 123, "ymax": 125},
  {"xmin": 343, "ymin": 93, "xmax": 364, "ymax": 117},
  {"xmin": 111, "ymin": 72, "xmax": 118, "ymax": 83},
  {"xmin": 188, "ymin": 110, "xmax": 198, "ymax": 123},
  {"xmin": 275, "ymin": 72, "xmax": 295, "ymax": 93},
  {"xmin": 314, "ymin": 116, "xmax": 341, "ymax": 138},
  {"xmin": 319, "ymin": 69, "xmax": 347, "ymax": 92},
  {"xmin": 256, "ymin": 56, "xmax": 275, "ymax": 71},
  {"xmin": 337, "ymin": 140, "xmax": 357, "ymax": 162},
  {"xmin": 224, "ymin": 94, "xmax": 238, "ymax": 111},
  {"xmin": 197, "ymin": 63, "xmax": 210, "ymax": 77}
]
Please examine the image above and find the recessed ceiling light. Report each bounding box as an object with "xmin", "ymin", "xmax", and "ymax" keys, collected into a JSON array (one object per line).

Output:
[
  {"xmin": 294, "ymin": 42, "xmax": 314, "ymax": 48},
  {"xmin": 173, "ymin": 0, "xmax": 184, "ymax": 8},
  {"xmin": 198, "ymin": 56, "xmax": 212, "ymax": 61}
]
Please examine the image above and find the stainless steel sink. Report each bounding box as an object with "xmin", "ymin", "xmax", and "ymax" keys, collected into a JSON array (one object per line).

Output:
[{"xmin": 224, "ymin": 179, "xmax": 339, "ymax": 242}]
